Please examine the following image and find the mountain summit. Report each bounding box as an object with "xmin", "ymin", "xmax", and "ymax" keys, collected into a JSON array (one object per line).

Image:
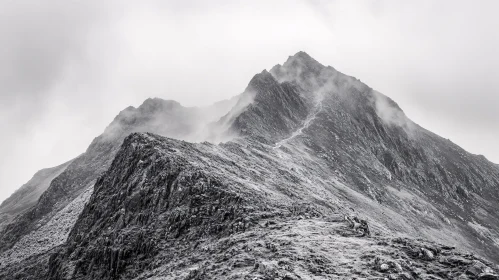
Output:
[{"xmin": 1, "ymin": 52, "xmax": 498, "ymax": 279}]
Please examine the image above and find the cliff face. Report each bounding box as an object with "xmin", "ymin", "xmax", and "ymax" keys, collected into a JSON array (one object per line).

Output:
[
  {"xmin": 0, "ymin": 97, "xmax": 238, "ymax": 274},
  {"xmin": 2, "ymin": 52, "xmax": 499, "ymax": 279},
  {"xmin": 49, "ymin": 134, "xmax": 259, "ymax": 279}
]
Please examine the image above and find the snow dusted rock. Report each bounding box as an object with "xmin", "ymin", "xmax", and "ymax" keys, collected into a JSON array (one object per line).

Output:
[
  {"xmin": 0, "ymin": 185, "xmax": 94, "ymax": 278},
  {"xmin": 0, "ymin": 160, "xmax": 71, "ymax": 231},
  {"xmin": 0, "ymin": 97, "xmax": 238, "ymax": 268},
  {"xmin": 421, "ymin": 248, "xmax": 435, "ymax": 260},
  {"xmin": 1, "ymin": 52, "xmax": 499, "ymax": 279},
  {"xmin": 380, "ymin": 263, "xmax": 390, "ymax": 272},
  {"xmin": 393, "ymin": 261, "xmax": 403, "ymax": 272}
]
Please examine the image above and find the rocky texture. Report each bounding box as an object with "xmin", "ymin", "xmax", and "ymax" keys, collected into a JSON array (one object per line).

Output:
[
  {"xmin": 1, "ymin": 52, "xmax": 499, "ymax": 279},
  {"xmin": 48, "ymin": 134, "xmax": 260, "ymax": 279},
  {"xmin": 47, "ymin": 132, "xmax": 499, "ymax": 279},
  {"xmin": 268, "ymin": 52, "xmax": 499, "ymax": 261},
  {"xmin": 0, "ymin": 97, "xmax": 238, "ymax": 271},
  {"xmin": 132, "ymin": 217, "xmax": 497, "ymax": 280},
  {"xmin": 0, "ymin": 185, "xmax": 93, "ymax": 277},
  {"xmin": 230, "ymin": 70, "xmax": 311, "ymax": 143},
  {"xmin": 0, "ymin": 160, "xmax": 71, "ymax": 231}
]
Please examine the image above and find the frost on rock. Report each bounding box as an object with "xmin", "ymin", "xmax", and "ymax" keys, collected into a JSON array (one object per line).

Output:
[
  {"xmin": 1, "ymin": 52, "xmax": 499, "ymax": 279},
  {"xmin": 0, "ymin": 185, "xmax": 93, "ymax": 270}
]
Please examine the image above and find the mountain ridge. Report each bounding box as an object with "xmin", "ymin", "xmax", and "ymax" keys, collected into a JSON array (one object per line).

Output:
[
  {"xmin": 0, "ymin": 95, "xmax": 239, "ymax": 253},
  {"xmin": 1, "ymin": 51, "xmax": 498, "ymax": 279},
  {"xmin": 0, "ymin": 160, "xmax": 72, "ymax": 232}
]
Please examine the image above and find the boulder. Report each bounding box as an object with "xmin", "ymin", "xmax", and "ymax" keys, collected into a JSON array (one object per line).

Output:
[
  {"xmin": 380, "ymin": 263, "xmax": 390, "ymax": 272},
  {"xmin": 421, "ymin": 248, "xmax": 434, "ymax": 260},
  {"xmin": 467, "ymin": 260, "xmax": 494, "ymax": 277}
]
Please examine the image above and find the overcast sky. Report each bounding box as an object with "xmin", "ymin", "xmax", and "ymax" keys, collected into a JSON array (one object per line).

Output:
[{"xmin": 1, "ymin": 0, "xmax": 498, "ymax": 203}]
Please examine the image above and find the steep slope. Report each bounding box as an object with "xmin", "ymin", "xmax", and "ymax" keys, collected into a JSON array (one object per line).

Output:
[
  {"xmin": 45, "ymin": 133, "xmax": 498, "ymax": 279},
  {"xmin": 0, "ymin": 160, "xmax": 71, "ymax": 231},
  {"xmin": 229, "ymin": 70, "xmax": 311, "ymax": 143},
  {"xmin": 0, "ymin": 97, "xmax": 239, "ymax": 272},
  {"xmin": 2, "ymin": 52, "xmax": 499, "ymax": 279},
  {"xmin": 266, "ymin": 52, "xmax": 499, "ymax": 261},
  {"xmin": 44, "ymin": 53, "xmax": 499, "ymax": 279}
]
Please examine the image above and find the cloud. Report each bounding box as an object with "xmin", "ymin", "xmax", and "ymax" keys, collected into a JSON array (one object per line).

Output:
[
  {"xmin": 303, "ymin": 0, "xmax": 499, "ymax": 160},
  {"xmin": 0, "ymin": 1, "xmax": 109, "ymax": 100},
  {"xmin": 372, "ymin": 91, "xmax": 416, "ymax": 137},
  {"xmin": 1, "ymin": 0, "xmax": 499, "ymax": 204},
  {"xmin": 0, "ymin": 0, "xmax": 117, "ymax": 203}
]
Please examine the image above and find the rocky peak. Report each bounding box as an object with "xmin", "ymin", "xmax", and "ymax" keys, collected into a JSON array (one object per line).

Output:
[
  {"xmin": 246, "ymin": 70, "xmax": 288, "ymax": 103},
  {"xmin": 270, "ymin": 51, "xmax": 329, "ymax": 86},
  {"xmin": 225, "ymin": 70, "xmax": 310, "ymax": 143},
  {"xmin": 283, "ymin": 51, "xmax": 325, "ymax": 72},
  {"xmin": 108, "ymin": 99, "xmax": 183, "ymax": 129},
  {"xmin": 247, "ymin": 70, "xmax": 278, "ymax": 89},
  {"xmin": 138, "ymin": 98, "xmax": 182, "ymax": 113},
  {"xmin": 2, "ymin": 52, "xmax": 499, "ymax": 280}
]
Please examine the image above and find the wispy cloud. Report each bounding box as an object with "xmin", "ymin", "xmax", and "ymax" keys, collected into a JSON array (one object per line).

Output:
[{"xmin": 1, "ymin": 0, "xmax": 499, "ymax": 203}]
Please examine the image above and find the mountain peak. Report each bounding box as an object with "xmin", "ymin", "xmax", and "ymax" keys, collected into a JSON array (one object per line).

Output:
[
  {"xmin": 291, "ymin": 50, "xmax": 314, "ymax": 61},
  {"xmin": 270, "ymin": 51, "xmax": 329, "ymax": 87},
  {"xmin": 246, "ymin": 69, "xmax": 278, "ymax": 91},
  {"xmin": 139, "ymin": 98, "xmax": 182, "ymax": 113},
  {"xmin": 285, "ymin": 51, "xmax": 324, "ymax": 70},
  {"xmin": 3, "ymin": 51, "xmax": 499, "ymax": 279}
]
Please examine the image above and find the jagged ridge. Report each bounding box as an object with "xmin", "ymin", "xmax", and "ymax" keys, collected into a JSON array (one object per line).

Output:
[{"xmin": 1, "ymin": 52, "xmax": 499, "ymax": 280}]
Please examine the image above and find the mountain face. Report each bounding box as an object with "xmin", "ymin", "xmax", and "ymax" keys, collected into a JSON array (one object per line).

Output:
[
  {"xmin": 0, "ymin": 161, "xmax": 71, "ymax": 232},
  {"xmin": 0, "ymin": 97, "xmax": 238, "ymax": 273},
  {"xmin": 1, "ymin": 52, "xmax": 499, "ymax": 279}
]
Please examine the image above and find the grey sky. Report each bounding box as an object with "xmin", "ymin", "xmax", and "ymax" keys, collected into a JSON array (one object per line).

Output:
[{"xmin": 1, "ymin": 0, "xmax": 498, "ymax": 203}]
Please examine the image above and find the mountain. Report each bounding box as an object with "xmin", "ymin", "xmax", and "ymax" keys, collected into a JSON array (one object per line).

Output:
[
  {"xmin": 0, "ymin": 160, "xmax": 72, "ymax": 231},
  {"xmin": 0, "ymin": 97, "xmax": 238, "ymax": 273},
  {"xmin": 1, "ymin": 52, "xmax": 498, "ymax": 279}
]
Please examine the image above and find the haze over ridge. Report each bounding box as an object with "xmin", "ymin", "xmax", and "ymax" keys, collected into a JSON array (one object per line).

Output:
[{"xmin": 1, "ymin": 0, "xmax": 499, "ymax": 205}]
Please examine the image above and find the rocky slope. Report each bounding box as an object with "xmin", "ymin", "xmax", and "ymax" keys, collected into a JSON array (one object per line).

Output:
[
  {"xmin": 0, "ymin": 160, "xmax": 71, "ymax": 231},
  {"xmin": 1, "ymin": 52, "xmax": 499, "ymax": 279},
  {"xmin": 44, "ymin": 132, "xmax": 499, "ymax": 280},
  {"xmin": 0, "ymin": 97, "xmax": 238, "ymax": 273}
]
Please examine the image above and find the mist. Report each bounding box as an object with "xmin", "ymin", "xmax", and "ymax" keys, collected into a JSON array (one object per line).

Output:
[
  {"xmin": 1, "ymin": 0, "xmax": 499, "ymax": 203},
  {"xmin": 372, "ymin": 91, "xmax": 416, "ymax": 137}
]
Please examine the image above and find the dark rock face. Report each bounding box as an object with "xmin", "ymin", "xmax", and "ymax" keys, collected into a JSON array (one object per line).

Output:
[
  {"xmin": 46, "ymin": 132, "xmax": 499, "ymax": 279},
  {"xmin": 231, "ymin": 70, "xmax": 311, "ymax": 143},
  {"xmin": 0, "ymin": 98, "xmax": 238, "ymax": 261},
  {"xmin": 2, "ymin": 52, "xmax": 499, "ymax": 279},
  {"xmin": 49, "ymin": 134, "xmax": 257, "ymax": 279},
  {"xmin": 270, "ymin": 52, "xmax": 499, "ymax": 261}
]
